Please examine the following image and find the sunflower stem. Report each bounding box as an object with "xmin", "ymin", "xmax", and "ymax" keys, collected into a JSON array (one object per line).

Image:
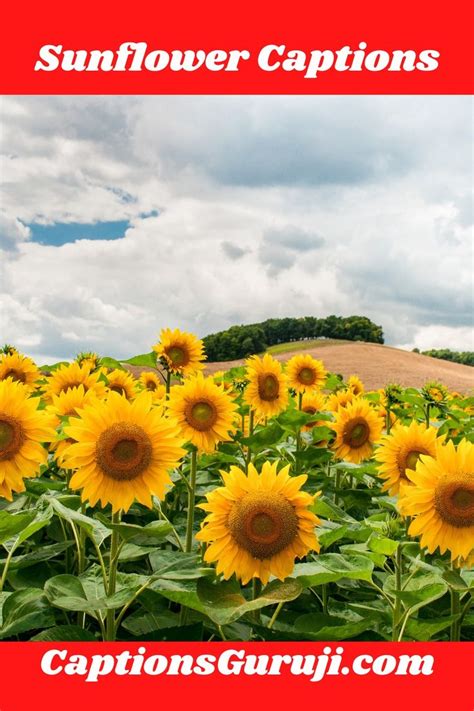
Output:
[
  {"xmin": 322, "ymin": 584, "xmax": 328, "ymax": 615},
  {"xmin": 385, "ymin": 405, "xmax": 392, "ymax": 434},
  {"xmin": 267, "ymin": 601, "xmax": 284, "ymax": 629},
  {"xmin": 252, "ymin": 578, "xmax": 262, "ymax": 600},
  {"xmin": 334, "ymin": 469, "xmax": 341, "ymax": 505},
  {"xmin": 295, "ymin": 393, "xmax": 303, "ymax": 474},
  {"xmin": 392, "ymin": 543, "xmax": 403, "ymax": 641},
  {"xmin": 156, "ymin": 501, "xmax": 184, "ymax": 552},
  {"xmin": 450, "ymin": 561, "xmax": 461, "ymax": 641},
  {"xmin": 105, "ymin": 510, "xmax": 121, "ymax": 641},
  {"xmin": 78, "ymin": 504, "xmax": 87, "ymax": 575},
  {"xmin": 245, "ymin": 410, "xmax": 254, "ymax": 473},
  {"xmin": 425, "ymin": 403, "xmax": 431, "ymax": 428},
  {"xmin": 165, "ymin": 369, "xmax": 171, "ymax": 396},
  {"xmin": 0, "ymin": 545, "xmax": 15, "ymax": 593},
  {"xmin": 251, "ymin": 578, "xmax": 263, "ymax": 630},
  {"xmin": 185, "ymin": 447, "xmax": 198, "ymax": 553}
]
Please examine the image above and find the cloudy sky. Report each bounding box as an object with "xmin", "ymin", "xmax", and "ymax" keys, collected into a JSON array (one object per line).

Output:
[{"xmin": 0, "ymin": 95, "xmax": 472, "ymax": 363}]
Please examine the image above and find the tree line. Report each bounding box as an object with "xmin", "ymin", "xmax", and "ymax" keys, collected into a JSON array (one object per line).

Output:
[
  {"xmin": 203, "ymin": 315, "xmax": 384, "ymax": 361},
  {"xmin": 413, "ymin": 348, "xmax": 474, "ymax": 367}
]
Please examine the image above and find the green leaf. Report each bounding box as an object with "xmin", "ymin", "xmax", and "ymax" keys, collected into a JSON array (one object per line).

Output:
[
  {"xmin": 384, "ymin": 572, "xmax": 447, "ymax": 613},
  {"xmin": 368, "ymin": 534, "xmax": 399, "ymax": 557},
  {"xmin": 292, "ymin": 553, "xmax": 374, "ymax": 587},
  {"xmin": 96, "ymin": 519, "xmax": 172, "ymax": 546},
  {"xmin": 0, "ymin": 588, "xmax": 55, "ymax": 639},
  {"xmin": 118, "ymin": 543, "xmax": 153, "ymax": 562},
  {"xmin": 0, "ymin": 510, "xmax": 36, "ymax": 545},
  {"xmin": 148, "ymin": 550, "xmax": 213, "ymax": 580},
  {"xmin": 311, "ymin": 426, "xmax": 335, "ymax": 442},
  {"xmin": 25, "ymin": 478, "xmax": 65, "ymax": 495},
  {"xmin": 292, "ymin": 612, "xmax": 380, "ymax": 640},
  {"xmin": 48, "ymin": 497, "xmax": 110, "ymax": 546},
  {"xmin": 312, "ymin": 497, "xmax": 357, "ymax": 523},
  {"xmin": 31, "ymin": 625, "xmax": 97, "ymax": 641},
  {"xmin": 404, "ymin": 616, "xmax": 459, "ymax": 641},
  {"xmin": 15, "ymin": 505, "xmax": 54, "ymax": 546},
  {"xmin": 122, "ymin": 608, "xmax": 179, "ymax": 636},
  {"xmin": 318, "ymin": 524, "xmax": 349, "ymax": 549},
  {"xmin": 44, "ymin": 569, "xmax": 146, "ymax": 615},
  {"xmin": 294, "ymin": 447, "xmax": 333, "ymax": 465},
  {"xmin": 240, "ymin": 422, "xmax": 284, "ymax": 449},
  {"xmin": 100, "ymin": 356, "xmax": 124, "ymax": 370},
  {"xmin": 442, "ymin": 569, "xmax": 469, "ymax": 592},
  {"xmin": 121, "ymin": 352, "xmax": 157, "ymax": 368},
  {"xmin": 340, "ymin": 543, "xmax": 387, "ymax": 568},
  {"xmin": 2, "ymin": 542, "xmax": 74, "ymax": 570},
  {"xmin": 277, "ymin": 409, "xmax": 316, "ymax": 431},
  {"xmin": 152, "ymin": 577, "xmax": 303, "ymax": 626}
]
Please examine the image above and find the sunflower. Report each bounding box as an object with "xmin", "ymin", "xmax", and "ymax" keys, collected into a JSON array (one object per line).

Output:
[
  {"xmin": 332, "ymin": 398, "xmax": 383, "ymax": 464},
  {"xmin": 454, "ymin": 550, "xmax": 474, "ymax": 570},
  {"xmin": 0, "ymin": 352, "xmax": 41, "ymax": 391},
  {"xmin": 286, "ymin": 354, "xmax": 327, "ymax": 394},
  {"xmin": 63, "ymin": 391, "xmax": 185, "ymax": 512},
  {"xmin": 244, "ymin": 354, "xmax": 288, "ymax": 419},
  {"xmin": 167, "ymin": 373, "xmax": 238, "ymax": 452},
  {"xmin": 422, "ymin": 381, "xmax": 448, "ymax": 404},
  {"xmin": 48, "ymin": 384, "xmax": 99, "ymax": 425},
  {"xmin": 326, "ymin": 388, "xmax": 356, "ymax": 412},
  {"xmin": 44, "ymin": 362, "xmax": 105, "ymax": 401},
  {"xmin": 347, "ymin": 375, "xmax": 364, "ymax": 396},
  {"xmin": 139, "ymin": 371, "xmax": 166, "ymax": 400},
  {"xmin": 153, "ymin": 328, "xmax": 206, "ymax": 376},
  {"xmin": 47, "ymin": 385, "xmax": 100, "ymax": 466},
  {"xmin": 212, "ymin": 370, "xmax": 232, "ymax": 392},
  {"xmin": 300, "ymin": 391, "xmax": 327, "ymax": 432},
  {"xmin": 398, "ymin": 439, "xmax": 474, "ymax": 561},
  {"xmin": 76, "ymin": 351, "xmax": 101, "ymax": 371},
  {"xmin": 196, "ymin": 461, "xmax": 320, "ymax": 584},
  {"xmin": 375, "ymin": 421, "xmax": 442, "ymax": 495},
  {"xmin": 0, "ymin": 380, "xmax": 55, "ymax": 499},
  {"xmin": 105, "ymin": 369, "xmax": 138, "ymax": 400}
]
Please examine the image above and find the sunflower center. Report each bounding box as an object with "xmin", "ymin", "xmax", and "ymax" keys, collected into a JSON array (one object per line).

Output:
[
  {"xmin": 401, "ymin": 449, "xmax": 428, "ymax": 477},
  {"xmin": 96, "ymin": 422, "xmax": 152, "ymax": 481},
  {"xmin": 303, "ymin": 406, "xmax": 318, "ymax": 428},
  {"xmin": 167, "ymin": 346, "xmax": 189, "ymax": 367},
  {"xmin": 343, "ymin": 418, "xmax": 370, "ymax": 448},
  {"xmin": 258, "ymin": 374, "xmax": 280, "ymax": 402},
  {"xmin": 228, "ymin": 491, "xmax": 299, "ymax": 559},
  {"xmin": 3, "ymin": 368, "xmax": 26, "ymax": 383},
  {"xmin": 434, "ymin": 476, "xmax": 474, "ymax": 528},
  {"xmin": 0, "ymin": 415, "xmax": 24, "ymax": 461},
  {"xmin": 298, "ymin": 367, "xmax": 316, "ymax": 386},
  {"xmin": 110, "ymin": 385, "xmax": 127, "ymax": 396},
  {"xmin": 185, "ymin": 399, "xmax": 218, "ymax": 432},
  {"xmin": 146, "ymin": 380, "xmax": 157, "ymax": 391}
]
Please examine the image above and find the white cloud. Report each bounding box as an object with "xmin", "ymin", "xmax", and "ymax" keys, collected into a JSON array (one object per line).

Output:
[
  {"xmin": 398, "ymin": 325, "xmax": 474, "ymax": 352},
  {"xmin": 0, "ymin": 96, "xmax": 472, "ymax": 362}
]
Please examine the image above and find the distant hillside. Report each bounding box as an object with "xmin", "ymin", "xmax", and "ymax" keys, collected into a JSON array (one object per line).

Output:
[
  {"xmin": 203, "ymin": 315, "xmax": 384, "ymax": 361},
  {"xmin": 415, "ymin": 348, "xmax": 474, "ymax": 367},
  {"xmin": 204, "ymin": 340, "xmax": 474, "ymax": 393}
]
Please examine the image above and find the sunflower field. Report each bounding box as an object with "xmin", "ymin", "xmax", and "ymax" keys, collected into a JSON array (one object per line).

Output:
[{"xmin": 0, "ymin": 331, "xmax": 473, "ymax": 644}]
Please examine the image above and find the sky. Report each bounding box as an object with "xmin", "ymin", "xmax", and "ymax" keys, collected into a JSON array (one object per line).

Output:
[{"xmin": 0, "ymin": 95, "xmax": 472, "ymax": 363}]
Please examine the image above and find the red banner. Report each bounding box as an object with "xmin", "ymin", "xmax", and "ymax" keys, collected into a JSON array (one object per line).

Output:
[
  {"xmin": 1, "ymin": 0, "xmax": 473, "ymax": 94},
  {"xmin": 0, "ymin": 642, "xmax": 472, "ymax": 708}
]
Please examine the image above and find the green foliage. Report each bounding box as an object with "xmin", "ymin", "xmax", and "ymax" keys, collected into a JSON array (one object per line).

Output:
[
  {"xmin": 419, "ymin": 348, "xmax": 474, "ymax": 367},
  {"xmin": 203, "ymin": 315, "xmax": 384, "ymax": 360}
]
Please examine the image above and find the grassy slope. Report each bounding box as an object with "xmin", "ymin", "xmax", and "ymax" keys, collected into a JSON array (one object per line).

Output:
[{"xmin": 266, "ymin": 338, "xmax": 351, "ymax": 355}]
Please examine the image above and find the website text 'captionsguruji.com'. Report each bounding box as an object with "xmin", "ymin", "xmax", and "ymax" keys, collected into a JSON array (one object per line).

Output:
[{"xmin": 41, "ymin": 646, "xmax": 435, "ymax": 683}]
